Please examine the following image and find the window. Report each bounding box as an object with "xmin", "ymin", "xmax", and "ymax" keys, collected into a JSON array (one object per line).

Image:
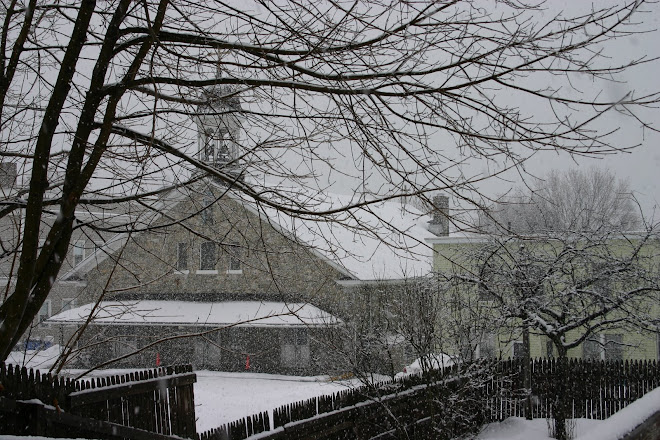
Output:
[
  {"xmin": 583, "ymin": 337, "xmax": 601, "ymax": 361},
  {"xmin": 201, "ymin": 190, "xmax": 214, "ymax": 225},
  {"xmin": 200, "ymin": 241, "xmax": 216, "ymax": 271},
  {"xmin": 216, "ymin": 136, "xmax": 231, "ymax": 163},
  {"xmin": 228, "ymin": 241, "xmax": 242, "ymax": 273},
  {"xmin": 61, "ymin": 298, "xmax": 76, "ymax": 313},
  {"xmin": 477, "ymin": 333, "xmax": 496, "ymax": 359},
  {"xmin": 546, "ymin": 340, "xmax": 554, "ymax": 358},
  {"xmin": 604, "ymin": 334, "xmax": 623, "ymax": 361},
  {"xmin": 38, "ymin": 300, "xmax": 51, "ymax": 323},
  {"xmin": 73, "ymin": 241, "xmax": 85, "ymax": 266},
  {"xmin": 512, "ymin": 340, "xmax": 525, "ymax": 359},
  {"xmin": 583, "ymin": 334, "xmax": 624, "ymax": 361},
  {"xmin": 280, "ymin": 328, "xmax": 310, "ymax": 368},
  {"xmin": 176, "ymin": 243, "xmax": 188, "ymax": 271}
]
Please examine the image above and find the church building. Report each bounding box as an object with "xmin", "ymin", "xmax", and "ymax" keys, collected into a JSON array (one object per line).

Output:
[{"xmin": 47, "ymin": 72, "xmax": 442, "ymax": 375}]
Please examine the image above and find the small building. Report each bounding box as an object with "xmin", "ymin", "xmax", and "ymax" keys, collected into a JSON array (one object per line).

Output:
[{"xmin": 49, "ymin": 300, "xmax": 341, "ymax": 374}]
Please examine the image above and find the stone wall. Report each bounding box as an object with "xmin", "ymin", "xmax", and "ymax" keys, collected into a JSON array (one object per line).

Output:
[{"xmin": 81, "ymin": 187, "xmax": 347, "ymax": 312}]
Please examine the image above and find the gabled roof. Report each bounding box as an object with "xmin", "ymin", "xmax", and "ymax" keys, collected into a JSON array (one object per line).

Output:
[
  {"xmin": 64, "ymin": 178, "xmax": 436, "ymax": 282},
  {"xmin": 47, "ymin": 300, "xmax": 341, "ymax": 328},
  {"xmin": 245, "ymin": 192, "xmax": 435, "ymax": 281}
]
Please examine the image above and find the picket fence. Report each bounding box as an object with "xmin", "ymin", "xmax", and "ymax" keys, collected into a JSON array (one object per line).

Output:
[{"xmin": 199, "ymin": 358, "xmax": 660, "ymax": 440}]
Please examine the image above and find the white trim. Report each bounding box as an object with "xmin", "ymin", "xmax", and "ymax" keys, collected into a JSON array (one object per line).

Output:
[
  {"xmin": 336, "ymin": 278, "xmax": 406, "ymax": 287},
  {"xmin": 196, "ymin": 270, "xmax": 218, "ymax": 275},
  {"xmin": 174, "ymin": 270, "xmax": 190, "ymax": 275},
  {"xmin": 426, "ymin": 235, "xmax": 488, "ymax": 245},
  {"xmin": 512, "ymin": 340, "xmax": 524, "ymax": 359},
  {"xmin": 426, "ymin": 230, "xmax": 657, "ymax": 245},
  {"xmin": 226, "ymin": 269, "xmax": 243, "ymax": 275}
]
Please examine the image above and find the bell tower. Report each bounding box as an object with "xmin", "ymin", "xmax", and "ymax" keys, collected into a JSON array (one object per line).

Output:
[{"xmin": 194, "ymin": 54, "xmax": 244, "ymax": 181}]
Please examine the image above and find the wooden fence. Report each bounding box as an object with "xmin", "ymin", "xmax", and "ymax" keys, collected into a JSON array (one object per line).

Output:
[
  {"xmin": 482, "ymin": 358, "xmax": 660, "ymax": 420},
  {"xmin": 198, "ymin": 358, "xmax": 660, "ymax": 440},
  {"xmin": 0, "ymin": 363, "xmax": 197, "ymax": 440}
]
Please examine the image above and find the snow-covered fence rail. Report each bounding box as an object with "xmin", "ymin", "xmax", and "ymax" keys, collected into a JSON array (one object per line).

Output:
[
  {"xmin": 198, "ymin": 411, "xmax": 270, "ymax": 440},
  {"xmin": 0, "ymin": 363, "xmax": 197, "ymax": 440},
  {"xmin": 67, "ymin": 365, "xmax": 197, "ymax": 438},
  {"xmin": 199, "ymin": 359, "xmax": 660, "ymax": 440}
]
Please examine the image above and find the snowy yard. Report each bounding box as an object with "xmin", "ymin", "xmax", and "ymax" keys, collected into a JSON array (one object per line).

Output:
[
  {"xmin": 192, "ymin": 370, "xmax": 355, "ymax": 432},
  {"xmin": 5, "ymin": 351, "xmax": 659, "ymax": 439},
  {"xmin": 60, "ymin": 367, "xmax": 357, "ymax": 433},
  {"xmin": 475, "ymin": 418, "xmax": 602, "ymax": 440},
  {"xmin": 192, "ymin": 370, "xmax": 659, "ymax": 439}
]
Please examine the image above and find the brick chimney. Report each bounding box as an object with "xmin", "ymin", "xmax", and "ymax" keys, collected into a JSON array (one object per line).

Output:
[
  {"xmin": 427, "ymin": 195, "xmax": 449, "ymax": 236},
  {"xmin": 0, "ymin": 162, "xmax": 17, "ymax": 188}
]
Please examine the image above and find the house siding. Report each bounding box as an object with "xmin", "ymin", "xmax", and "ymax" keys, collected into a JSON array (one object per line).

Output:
[{"xmin": 432, "ymin": 237, "xmax": 660, "ymax": 362}]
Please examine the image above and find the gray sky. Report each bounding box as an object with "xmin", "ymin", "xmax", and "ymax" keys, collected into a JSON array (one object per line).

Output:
[
  {"xmin": 308, "ymin": 1, "xmax": 660, "ymax": 221},
  {"xmin": 482, "ymin": 0, "xmax": 660, "ymax": 220}
]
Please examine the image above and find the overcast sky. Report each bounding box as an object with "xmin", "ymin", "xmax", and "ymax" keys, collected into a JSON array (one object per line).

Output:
[
  {"xmin": 299, "ymin": 1, "xmax": 660, "ymax": 221},
  {"xmin": 482, "ymin": 0, "xmax": 660, "ymax": 220}
]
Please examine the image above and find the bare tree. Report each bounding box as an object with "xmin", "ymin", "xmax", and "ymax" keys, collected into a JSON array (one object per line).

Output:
[
  {"xmin": 453, "ymin": 228, "xmax": 660, "ymax": 440},
  {"xmin": 481, "ymin": 168, "xmax": 642, "ymax": 233},
  {"xmin": 0, "ymin": 0, "xmax": 659, "ymax": 362},
  {"xmin": 395, "ymin": 274, "xmax": 502, "ymax": 367}
]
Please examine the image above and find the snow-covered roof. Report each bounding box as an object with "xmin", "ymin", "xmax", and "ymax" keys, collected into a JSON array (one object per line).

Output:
[
  {"xmin": 232, "ymin": 187, "xmax": 436, "ymax": 281},
  {"xmin": 425, "ymin": 231, "xmax": 489, "ymax": 244},
  {"xmin": 63, "ymin": 180, "xmax": 438, "ymax": 282},
  {"xmin": 47, "ymin": 300, "xmax": 341, "ymax": 328}
]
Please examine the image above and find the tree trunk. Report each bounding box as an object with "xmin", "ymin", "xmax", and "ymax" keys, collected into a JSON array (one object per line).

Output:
[
  {"xmin": 553, "ymin": 346, "xmax": 569, "ymax": 440},
  {"xmin": 523, "ymin": 326, "xmax": 532, "ymax": 420}
]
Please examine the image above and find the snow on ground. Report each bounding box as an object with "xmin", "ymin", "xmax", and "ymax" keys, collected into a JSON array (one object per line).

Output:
[
  {"xmin": 394, "ymin": 353, "xmax": 455, "ymax": 379},
  {"xmin": 193, "ymin": 371, "xmax": 354, "ymax": 432},
  {"xmin": 6, "ymin": 345, "xmax": 60, "ymax": 370},
  {"xmin": 475, "ymin": 418, "xmax": 603, "ymax": 440},
  {"xmin": 574, "ymin": 385, "xmax": 660, "ymax": 440},
  {"xmin": 5, "ymin": 361, "xmax": 658, "ymax": 439},
  {"xmin": 61, "ymin": 368, "xmax": 356, "ymax": 433},
  {"xmin": 477, "ymin": 385, "xmax": 660, "ymax": 440}
]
